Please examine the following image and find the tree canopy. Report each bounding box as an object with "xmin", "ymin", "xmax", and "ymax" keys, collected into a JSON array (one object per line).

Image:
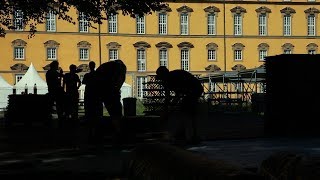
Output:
[{"xmin": 0, "ymin": 0, "xmax": 168, "ymax": 37}]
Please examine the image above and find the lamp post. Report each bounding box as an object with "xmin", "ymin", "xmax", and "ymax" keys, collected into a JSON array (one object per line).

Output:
[
  {"xmin": 223, "ymin": 0, "xmax": 227, "ymax": 72},
  {"xmin": 98, "ymin": 22, "xmax": 102, "ymax": 66}
]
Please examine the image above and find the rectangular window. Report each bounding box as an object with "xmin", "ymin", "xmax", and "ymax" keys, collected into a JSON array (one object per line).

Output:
[
  {"xmin": 137, "ymin": 49, "xmax": 146, "ymax": 72},
  {"xmin": 234, "ymin": 50, "xmax": 242, "ymax": 61},
  {"xmin": 208, "ymin": 50, "xmax": 216, "ymax": 61},
  {"xmin": 136, "ymin": 16, "xmax": 145, "ymax": 34},
  {"xmin": 108, "ymin": 14, "xmax": 117, "ymax": 33},
  {"xmin": 283, "ymin": 15, "xmax": 291, "ymax": 36},
  {"xmin": 80, "ymin": 48, "xmax": 89, "ymax": 60},
  {"xmin": 159, "ymin": 13, "xmax": 167, "ymax": 35},
  {"xmin": 208, "ymin": 13, "xmax": 216, "ymax": 35},
  {"xmin": 181, "ymin": 49, "xmax": 189, "ymax": 71},
  {"xmin": 46, "ymin": 11, "xmax": 56, "ymax": 32},
  {"xmin": 15, "ymin": 74, "xmax": 24, "ymax": 84},
  {"xmin": 259, "ymin": 14, "xmax": 267, "ymax": 36},
  {"xmin": 283, "ymin": 50, "xmax": 292, "ymax": 54},
  {"xmin": 308, "ymin": 50, "xmax": 316, "ymax": 54},
  {"xmin": 14, "ymin": 10, "xmax": 23, "ymax": 31},
  {"xmin": 180, "ymin": 13, "xmax": 189, "ymax": 35},
  {"xmin": 14, "ymin": 47, "xmax": 24, "ymax": 59},
  {"xmin": 79, "ymin": 12, "xmax": 88, "ymax": 32},
  {"xmin": 136, "ymin": 76, "xmax": 147, "ymax": 99},
  {"xmin": 109, "ymin": 49, "xmax": 118, "ymax": 61},
  {"xmin": 47, "ymin": 48, "xmax": 57, "ymax": 60},
  {"xmin": 308, "ymin": 15, "xmax": 316, "ymax": 36},
  {"xmin": 159, "ymin": 49, "xmax": 168, "ymax": 67},
  {"xmin": 259, "ymin": 50, "xmax": 267, "ymax": 61},
  {"xmin": 234, "ymin": 14, "xmax": 242, "ymax": 35}
]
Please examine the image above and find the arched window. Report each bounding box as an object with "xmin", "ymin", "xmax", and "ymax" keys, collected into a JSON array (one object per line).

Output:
[
  {"xmin": 256, "ymin": 7, "xmax": 271, "ymax": 36},
  {"xmin": 204, "ymin": 6, "xmax": 220, "ymax": 35},
  {"xmin": 178, "ymin": 42, "xmax": 194, "ymax": 71},
  {"xmin": 280, "ymin": 7, "xmax": 296, "ymax": 36},
  {"xmin": 258, "ymin": 43, "xmax": 269, "ymax": 61},
  {"xmin": 133, "ymin": 41, "xmax": 151, "ymax": 72},
  {"xmin": 12, "ymin": 39, "xmax": 27, "ymax": 60},
  {"xmin": 107, "ymin": 42, "xmax": 121, "ymax": 61},
  {"xmin": 306, "ymin": 43, "xmax": 318, "ymax": 54},
  {"xmin": 282, "ymin": 43, "xmax": 294, "ymax": 54},
  {"xmin": 157, "ymin": 6, "xmax": 172, "ymax": 35},
  {"xmin": 206, "ymin": 43, "xmax": 218, "ymax": 61},
  {"xmin": 232, "ymin": 43, "xmax": 245, "ymax": 61},
  {"xmin": 230, "ymin": 6, "xmax": 247, "ymax": 36},
  {"xmin": 44, "ymin": 40, "xmax": 60, "ymax": 61},
  {"xmin": 156, "ymin": 42, "xmax": 173, "ymax": 67},
  {"xmin": 77, "ymin": 41, "xmax": 91, "ymax": 61},
  {"xmin": 177, "ymin": 5, "xmax": 193, "ymax": 35}
]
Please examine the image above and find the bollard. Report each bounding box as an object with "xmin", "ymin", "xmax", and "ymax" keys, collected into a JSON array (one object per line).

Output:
[{"xmin": 123, "ymin": 97, "xmax": 137, "ymax": 116}]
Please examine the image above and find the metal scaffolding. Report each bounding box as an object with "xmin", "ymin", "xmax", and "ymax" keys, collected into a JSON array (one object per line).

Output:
[{"xmin": 199, "ymin": 67, "xmax": 266, "ymax": 108}]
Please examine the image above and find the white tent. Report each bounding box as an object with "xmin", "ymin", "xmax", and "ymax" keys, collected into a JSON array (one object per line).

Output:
[
  {"xmin": 78, "ymin": 82, "xmax": 132, "ymax": 101},
  {"xmin": 15, "ymin": 63, "xmax": 48, "ymax": 94},
  {"xmin": 0, "ymin": 75, "xmax": 13, "ymax": 110},
  {"xmin": 120, "ymin": 82, "xmax": 132, "ymax": 100}
]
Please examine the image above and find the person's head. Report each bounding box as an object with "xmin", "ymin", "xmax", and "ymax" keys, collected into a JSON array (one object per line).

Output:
[
  {"xmin": 69, "ymin": 64, "xmax": 77, "ymax": 73},
  {"xmin": 49, "ymin": 61, "xmax": 59, "ymax": 70},
  {"xmin": 156, "ymin": 66, "xmax": 169, "ymax": 81},
  {"xmin": 89, "ymin": 61, "xmax": 95, "ymax": 71}
]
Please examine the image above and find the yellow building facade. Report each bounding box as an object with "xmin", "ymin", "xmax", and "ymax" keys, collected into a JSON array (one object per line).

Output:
[{"xmin": 1, "ymin": 0, "xmax": 320, "ymax": 97}]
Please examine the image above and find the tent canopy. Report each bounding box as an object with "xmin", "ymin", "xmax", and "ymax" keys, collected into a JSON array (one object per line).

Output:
[
  {"xmin": 15, "ymin": 63, "xmax": 47, "ymax": 88},
  {"xmin": 0, "ymin": 75, "xmax": 13, "ymax": 89}
]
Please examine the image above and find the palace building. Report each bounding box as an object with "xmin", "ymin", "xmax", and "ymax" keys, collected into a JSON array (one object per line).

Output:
[{"xmin": 0, "ymin": 0, "xmax": 319, "ymax": 98}]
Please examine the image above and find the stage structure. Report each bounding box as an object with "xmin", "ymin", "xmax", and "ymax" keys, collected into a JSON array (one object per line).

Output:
[{"xmin": 199, "ymin": 66, "xmax": 266, "ymax": 110}]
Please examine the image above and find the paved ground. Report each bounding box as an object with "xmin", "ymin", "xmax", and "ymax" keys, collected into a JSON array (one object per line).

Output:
[{"xmin": 0, "ymin": 113, "xmax": 319, "ymax": 179}]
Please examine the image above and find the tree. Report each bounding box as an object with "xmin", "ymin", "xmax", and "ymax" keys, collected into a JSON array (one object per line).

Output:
[{"xmin": 0, "ymin": 0, "xmax": 168, "ymax": 38}]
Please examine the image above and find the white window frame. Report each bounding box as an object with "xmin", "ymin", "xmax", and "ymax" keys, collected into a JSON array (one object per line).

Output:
[
  {"xmin": 283, "ymin": 15, "xmax": 291, "ymax": 36},
  {"xmin": 14, "ymin": 10, "xmax": 23, "ymax": 31},
  {"xmin": 46, "ymin": 11, "xmax": 56, "ymax": 32},
  {"xmin": 208, "ymin": 13, "xmax": 216, "ymax": 35},
  {"xmin": 109, "ymin": 49, "xmax": 118, "ymax": 61},
  {"xmin": 181, "ymin": 49, "xmax": 190, "ymax": 71},
  {"xmin": 136, "ymin": 15, "xmax": 145, "ymax": 34},
  {"xmin": 308, "ymin": 50, "xmax": 316, "ymax": 54},
  {"xmin": 47, "ymin": 47, "xmax": 57, "ymax": 60},
  {"xmin": 234, "ymin": 14, "xmax": 242, "ymax": 35},
  {"xmin": 79, "ymin": 12, "xmax": 88, "ymax": 32},
  {"xmin": 137, "ymin": 49, "xmax": 146, "ymax": 72},
  {"xmin": 108, "ymin": 14, "xmax": 117, "ymax": 33},
  {"xmin": 234, "ymin": 50, "xmax": 243, "ymax": 61},
  {"xmin": 159, "ymin": 49, "xmax": 168, "ymax": 67},
  {"xmin": 159, "ymin": 13, "xmax": 167, "ymax": 35},
  {"xmin": 136, "ymin": 76, "xmax": 147, "ymax": 99},
  {"xmin": 15, "ymin": 74, "xmax": 24, "ymax": 84},
  {"xmin": 208, "ymin": 49, "xmax": 216, "ymax": 61},
  {"xmin": 180, "ymin": 13, "xmax": 189, "ymax": 35},
  {"xmin": 283, "ymin": 49, "xmax": 292, "ymax": 54},
  {"xmin": 307, "ymin": 15, "xmax": 316, "ymax": 36},
  {"xmin": 14, "ymin": 47, "xmax": 25, "ymax": 59},
  {"xmin": 79, "ymin": 48, "xmax": 89, "ymax": 60},
  {"xmin": 259, "ymin": 50, "xmax": 267, "ymax": 61},
  {"xmin": 259, "ymin": 14, "xmax": 267, "ymax": 36}
]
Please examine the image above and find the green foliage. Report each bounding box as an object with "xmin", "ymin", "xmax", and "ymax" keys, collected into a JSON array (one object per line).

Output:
[
  {"xmin": 102, "ymin": 98, "xmax": 145, "ymax": 116},
  {"xmin": 0, "ymin": 0, "xmax": 168, "ymax": 38}
]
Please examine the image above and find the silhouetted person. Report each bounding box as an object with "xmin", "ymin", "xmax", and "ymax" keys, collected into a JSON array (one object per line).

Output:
[
  {"xmin": 63, "ymin": 64, "xmax": 81, "ymax": 123},
  {"xmin": 96, "ymin": 59, "xmax": 127, "ymax": 144},
  {"xmin": 82, "ymin": 61, "xmax": 103, "ymax": 142},
  {"xmin": 156, "ymin": 66, "xmax": 204, "ymax": 145},
  {"xmin": 46, "ymin": 61, "xmax": 65, "ymax": 123}
]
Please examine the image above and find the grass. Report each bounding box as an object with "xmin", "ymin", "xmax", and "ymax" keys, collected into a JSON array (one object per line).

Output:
[{"xmin": 103, "ymin": 98, "xmax": 145, "ymax": 116}]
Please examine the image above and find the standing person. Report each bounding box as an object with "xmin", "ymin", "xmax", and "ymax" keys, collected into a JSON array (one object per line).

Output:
[
  {"xmin": 82, "ymin": 61, "xmax": 103, "ymax": 143},
  {"xmin": 96, "ymin": 59, "xmax": 127, "ymax": 144},
  {"xmin": 63, "ymin": 64, "xmax": 81, "ymax": 123},
  {"xmin": 156, "ymin": 66, "xmax": 204, "ymax": 145},
  {"xmin": 46, "ymin": 61, "xmax": 65, "ymax": 124}
]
